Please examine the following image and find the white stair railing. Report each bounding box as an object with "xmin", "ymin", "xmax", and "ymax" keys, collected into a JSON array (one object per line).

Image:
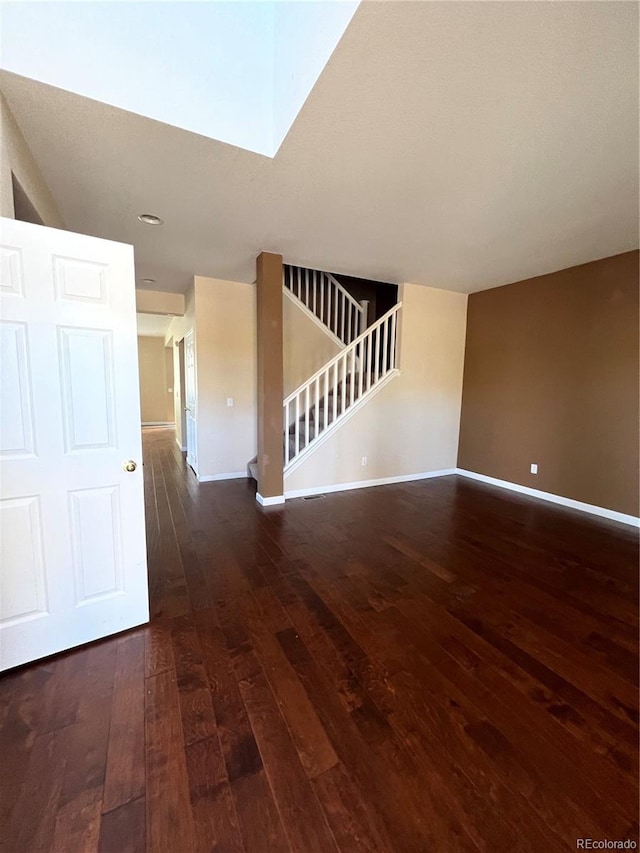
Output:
[
  {"xmin": 284, "ymin": 302, "xmax": 402, "ymax": 469},
  {"xmin": 284, "ymin": 265, "xmax": 367, "ymax": 345}
]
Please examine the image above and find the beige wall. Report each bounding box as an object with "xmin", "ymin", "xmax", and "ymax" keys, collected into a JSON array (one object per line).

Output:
[
  {"xmin": 136, "ymin": 289, "xmax": 185, "ymax": 316},
  {"xmin": 165, "ymin": 278, "xmax": 256, "ymax": 478},
  {"xmin": 458, "ymin": 251, "xmax": 639, "ymax": 516},
  {"xmin": 284, "ymin": 292, "xmax": 342, "ymax": 397},
  {"xmin": 194, "ymin": 276, "xmax": 257, "ymax": 478},
  {"xmin": 284, "ymin": 283, "xmax": 468, "ymax": 493},
  {"xmin": 0, "ymin": 92, "xmax": 64, "ymax": 228},
  {"xmin": 137, "ymin": 336, "xmax": 174, "ymax": 424}
]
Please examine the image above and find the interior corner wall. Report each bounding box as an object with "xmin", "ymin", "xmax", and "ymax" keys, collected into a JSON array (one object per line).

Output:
[
  {"xmin": 284, "ymin": 283, "xmax": 468, "ymax": 493},
  {"xmin": 457, "ymin": 251, "xmax": 640, "ymax": 517},
  {"xmin": 193, "ymin": 276, "xmax": 257, "ymax": 478},
  {"xmin": 0, "ymin": 92, "xmax": 64, "ymax": 227},
  {"xmin": 137, "ymin": 336, "xmax": 174, "ymax": 424}
]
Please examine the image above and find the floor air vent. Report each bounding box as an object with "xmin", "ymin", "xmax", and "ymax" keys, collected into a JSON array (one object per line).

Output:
[{"xmin": 302, "ymin": 494, "xmax": 326, "ymax": 501}]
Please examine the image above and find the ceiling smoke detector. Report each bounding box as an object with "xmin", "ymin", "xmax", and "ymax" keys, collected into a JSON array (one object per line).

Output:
[{"xmin": 137, "ymin": 213, "xmax": 163, "ymax": 225}]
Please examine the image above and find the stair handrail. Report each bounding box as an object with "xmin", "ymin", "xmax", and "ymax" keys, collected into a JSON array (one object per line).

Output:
[
  {"xmin": 323, "ymin": 271, "xmax": 364, "ymax": 313},
  {"xmin": 284, "ymin": 302, "xmax": 402, "ymax": 407},
  {"xmin": 284, "ymin": 265, "xmax": 368, "ymax": 344}
]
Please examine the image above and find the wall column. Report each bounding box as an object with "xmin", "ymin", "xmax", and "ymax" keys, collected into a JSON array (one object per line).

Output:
[{"xmin": 256, "ymin": 252, "xmax": 285, "ymax": 505}]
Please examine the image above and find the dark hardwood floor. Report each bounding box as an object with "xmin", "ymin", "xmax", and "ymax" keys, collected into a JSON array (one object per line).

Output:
[{"xmin": 1, "ymin": 428, "xmax": 638, "ymax": 852}]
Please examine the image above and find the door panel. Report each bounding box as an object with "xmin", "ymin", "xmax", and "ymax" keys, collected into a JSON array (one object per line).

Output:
[
  {"xmin": 0, "ymin": 320, "xmax": 35, "ymax": 457},
  {"xmin": 0, "ymin": 217, "xmax": 148, "ymax": 671}
]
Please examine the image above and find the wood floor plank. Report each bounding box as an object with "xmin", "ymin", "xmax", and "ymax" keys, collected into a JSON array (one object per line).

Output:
[
  {"xmin": 237, "ymin": 588, "xmax": 339, "ymax": 780},
  {"xmin": 59, "ymin": 641, "xmax": 117, "ymax": 809},
  {"xmin": 5, "ymin": 727, "xmax": 70, "ymax": 853},
  {"xmin": 98, "ymin": 797, "xmax": 146, "ymax": 853},
  {"xmin": 145, "ymin": 670, "xmax": 196, "ymax": 853},
  {"xmin": 171, "ymin": 614, "xmax": 218, "ymax": 747},
  {"xmin": 103, "ymin": 634, "xmax": 146, "ymax": 812},
  {"xmin": 185, "ymin": 735, "xmax": 245, "ymax": 853},
  {"xmin": 52, "ymin": 789, "xmax": 102, "ymax": 853},
  {"xmin": 233, "ymin": 648, "xmax": 340, "ymax": 853}
]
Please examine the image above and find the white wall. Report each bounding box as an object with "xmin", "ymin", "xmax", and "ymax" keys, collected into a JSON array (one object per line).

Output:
[
  {"xmin": 283, "ymin": 292, "xmax": 342, "ymax": 397},
  {"xmin": 284, "ymin": 283, "xmax": 467, "ymax": 494},
  {"xmin": 0, "ymin": 92, "xmax": 64, "ymax": 227}
]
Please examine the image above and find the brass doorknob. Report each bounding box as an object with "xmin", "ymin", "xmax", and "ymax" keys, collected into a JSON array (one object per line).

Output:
[{"xmin": 123, "ymin": 460, "xmax": 137, "ymax": 472}]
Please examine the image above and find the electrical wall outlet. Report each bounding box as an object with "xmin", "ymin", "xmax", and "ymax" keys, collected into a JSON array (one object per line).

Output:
[
  {"xmin": 227, "ymin": 397, "xmax": 234, "ymax": 407},
  {"xmin": 530, "ymin": 463, "xmax": 538, "ymax": 474},
  {"xmin": 361, "ymin": 456, "xmax": 367, "ymax": 466}
]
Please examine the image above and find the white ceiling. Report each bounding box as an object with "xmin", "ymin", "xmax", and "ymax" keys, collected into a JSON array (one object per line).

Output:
[{"xmin": 1, "ymin": 1, "xmax": 638, "ymax": 294}]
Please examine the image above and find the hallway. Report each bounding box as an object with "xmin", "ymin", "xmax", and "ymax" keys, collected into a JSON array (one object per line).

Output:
[{"xmin": 1, "ymin": 428, "xmax": 638, "ymax": 852}]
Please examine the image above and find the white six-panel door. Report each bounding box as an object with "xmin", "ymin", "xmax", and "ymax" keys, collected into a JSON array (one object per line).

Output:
[{"xmin": 0, "ymin": 217, "xmax": 148, "ymax": 671}]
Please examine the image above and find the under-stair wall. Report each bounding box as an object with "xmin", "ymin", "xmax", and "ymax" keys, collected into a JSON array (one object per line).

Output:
[
  {"xmin": 284, "ymin": 289, "xmax": 343, "ymax": 397},
  {"xmin": 283, "ymin": 283, "xmax": 468, "ymax": 497}
]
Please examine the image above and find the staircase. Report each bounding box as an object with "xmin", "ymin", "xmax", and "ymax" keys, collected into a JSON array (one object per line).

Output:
[
  {"xmin": 283, "ymin": 265, "xmax": 402, "ymax": 471},
  {"xmin": 249, "ymin": 265, "xmax": 402, "ymax": 483}
]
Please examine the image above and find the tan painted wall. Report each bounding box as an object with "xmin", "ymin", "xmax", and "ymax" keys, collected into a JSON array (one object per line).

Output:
[
  {"xmin": 284, "ymin": 283, "xmax": 468, "ymax": 493},
  {"xmin": 193, "ymin": 276, "xmax": 257, "ymax": 478},
  {"xmin": 283, "ymin": 293, "xmax": 342, "ymax": 397},
  {"xmin": 136, "ymin": 289, "xmax": 185, "ymax": 316},
  {"xmin": 458, "ymin": 251, "xmax": 639, "ymax": 516},
  {"xmin": 0, "ymin": 92, "xmax": 64, "ymax": 228},
  {"xmin": 137, "ymin": 336, "xmax": 174, "ymax": 424},
  {"xmin": 165, "ymin": 277, "xmax": 257, "ymax": 478}
]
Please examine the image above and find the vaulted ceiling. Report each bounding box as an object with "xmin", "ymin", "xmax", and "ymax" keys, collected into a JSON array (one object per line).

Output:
[{"xmin": 1, "ymin": 0, "xmax": 638, "ymax": 294}]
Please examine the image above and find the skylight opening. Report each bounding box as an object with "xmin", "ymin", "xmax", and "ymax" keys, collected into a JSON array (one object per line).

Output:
[{"xmin": 0, "ymin": 1, "xmax": 359, "ymax": 157}]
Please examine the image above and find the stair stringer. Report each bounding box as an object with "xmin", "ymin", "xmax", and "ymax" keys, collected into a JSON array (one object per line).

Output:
[{"xmin": 283, "ymin": 368, "xmax": 400, "ymax": 477}]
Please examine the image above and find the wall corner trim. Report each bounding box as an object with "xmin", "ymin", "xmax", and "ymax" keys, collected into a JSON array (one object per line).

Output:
[
  {"xmin": 455, "ymin": 469, "xmax": 640, "ymax": 528},
  {"xmin": 256, "ymin": 492, "xmax": 286, "ymax": 506}
]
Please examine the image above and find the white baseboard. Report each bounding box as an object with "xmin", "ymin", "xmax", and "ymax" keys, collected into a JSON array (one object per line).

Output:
[
  {"xmin": 175, "ymin": 438, "xmax": 186, "ymax": 452},
  {"xmin": 197, "ymin": 472, "xmax": 246, "ymax": 483},
  {"xmin": 142, "ymin": 421, "xmax": 175, "ymax": 428},
  {"xmin": 456, "ymin": 468, "xmax": 640, "ymax": 528},
  {"xmin": 256, "ymin": 492, "xmax": 286, "ymax": 506},
  {"xmin": 284, "ymin": 468, "xmax": 457, "ymax": 500}
]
